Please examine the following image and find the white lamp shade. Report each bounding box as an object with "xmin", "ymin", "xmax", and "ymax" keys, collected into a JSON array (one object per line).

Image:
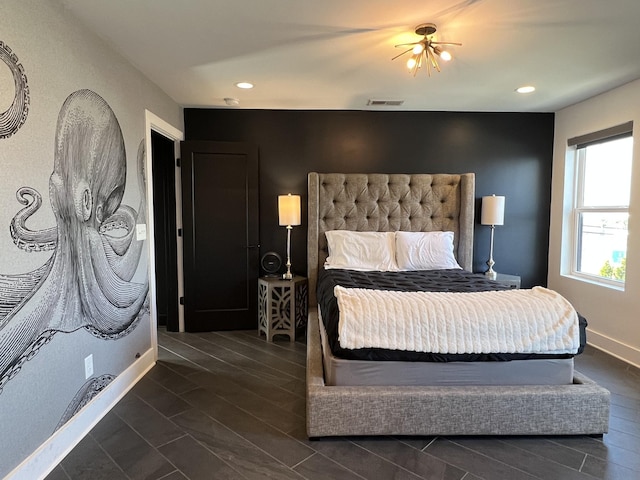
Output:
[
  {"xmin": 278, "ymin": 194, "xmax": 301, "ymax": 226},
  {"xmin": 481, "ymin": 195, "xmax": 505, "ymax": 226}
]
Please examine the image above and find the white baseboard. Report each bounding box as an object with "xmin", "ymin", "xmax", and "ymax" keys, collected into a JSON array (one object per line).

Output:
[
  {"xmin": 6, "ymin": 348, "xmax": 156, "ymax": 480},
  {"xmin": 587, "ymin": 329, "xmax": 640, "ymax": 370}
]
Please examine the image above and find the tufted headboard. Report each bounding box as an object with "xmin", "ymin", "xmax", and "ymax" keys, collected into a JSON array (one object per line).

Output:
[{"xmin": 307, "ymin": 172, "xmax": 475, "ymax": 306}]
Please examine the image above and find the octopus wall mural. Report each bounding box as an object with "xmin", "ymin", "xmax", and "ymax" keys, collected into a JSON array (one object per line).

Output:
[
  {"xmin": 0, "ymin": 40, "xmax": 29, "ymax": 139},
  {"xmin": 0, "ymin": 88, "xmax": 149, "ymax": 393},
  {"xmin": 55, "ymin": 374, "xmax": 117, "ymax": 431}
]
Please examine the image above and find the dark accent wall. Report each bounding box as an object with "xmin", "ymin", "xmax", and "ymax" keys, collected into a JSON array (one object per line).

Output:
[{"xmin": 184, "ymin": 109, "xmax": 554, "ymax": 288}]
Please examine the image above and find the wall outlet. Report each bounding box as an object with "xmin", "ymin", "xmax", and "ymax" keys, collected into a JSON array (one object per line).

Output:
[{"xmin": 84, "ymin": 354, "xmax": 94, "ymax": 379}]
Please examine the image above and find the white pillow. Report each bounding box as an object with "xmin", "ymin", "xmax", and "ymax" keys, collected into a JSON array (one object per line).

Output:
[
  {"xmin": 395, "ymin": 231, "xmax": 461, "ymax": 270},
  {"xmin": 325, "ymin": 231, "xmax": 398, "ymax": 271}
]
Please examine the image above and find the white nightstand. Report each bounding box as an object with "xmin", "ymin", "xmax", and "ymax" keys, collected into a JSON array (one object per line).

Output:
[
  {"xmin": 258, "ymin": 276, "xmax": 308, "ymax": 342},
  {"xmin": 493, "ymin": 273, "xmax": 521, "ymax": 289}
]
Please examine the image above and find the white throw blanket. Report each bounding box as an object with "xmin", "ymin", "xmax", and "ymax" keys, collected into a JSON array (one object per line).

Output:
[{"xmin": 335, "ymin": 286, "xmax": 580, "ymax": 354}]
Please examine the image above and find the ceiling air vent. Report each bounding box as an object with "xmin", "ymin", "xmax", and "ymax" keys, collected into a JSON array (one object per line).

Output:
[{"xmin": 367, "ymin": 99, "xmax": 405, "ymax": 106}]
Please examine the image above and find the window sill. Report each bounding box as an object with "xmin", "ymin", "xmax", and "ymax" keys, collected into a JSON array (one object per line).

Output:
[{"xmin": 561, "ymin": 272, "xmax": 625, "ymax": 292}]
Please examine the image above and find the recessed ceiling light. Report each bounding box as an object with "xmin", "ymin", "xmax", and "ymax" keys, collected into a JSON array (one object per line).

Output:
[
  {"xmin": 235, "ymin": 82, "xmax": 254, "ymax": 89},
  {"xmin": 516, "ymin": 85, "xmax": 536, "ymax": 94},
  {"xmin": 367, "ymin": 99, "xmax": 405, "ymax": 106}
]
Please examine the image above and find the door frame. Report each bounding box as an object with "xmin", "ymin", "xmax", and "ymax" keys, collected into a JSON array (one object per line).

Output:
[{"xmin": 145, "ymin": 110, "xmax": 184, "ymax": 361}]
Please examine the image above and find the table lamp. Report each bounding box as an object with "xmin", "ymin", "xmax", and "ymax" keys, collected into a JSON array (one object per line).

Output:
[
  {"xmin": 481, "ymin": 194, "xmax": 505, "ymax": 280},
  {"xmin": 278, "ymin": 194, "xmax": 301, "ymax": 280}
]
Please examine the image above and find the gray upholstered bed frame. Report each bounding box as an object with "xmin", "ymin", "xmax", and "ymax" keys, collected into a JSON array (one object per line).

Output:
[{"xmin": 306, "ymin": 172, "xmax": 610, "ymax": 438}]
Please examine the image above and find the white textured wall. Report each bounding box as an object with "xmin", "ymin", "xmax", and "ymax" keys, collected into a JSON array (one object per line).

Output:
[
  {"xmin": 549, "ymin": 79, "xmax": 640, "ymax": 367},
  {"xmin": 0, "ymin": 0, "xmax": 180, "ymax": 477}
]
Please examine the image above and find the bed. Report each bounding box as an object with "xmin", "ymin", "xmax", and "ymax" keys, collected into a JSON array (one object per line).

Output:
[{"xmin": 306, "ymin": 172, "xmax": 610, "ymax": 438}]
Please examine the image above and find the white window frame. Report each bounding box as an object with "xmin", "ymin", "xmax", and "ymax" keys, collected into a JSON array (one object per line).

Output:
[{"xmin": 570, "ymin": 143, "xmax": 630, "ymax": 289}]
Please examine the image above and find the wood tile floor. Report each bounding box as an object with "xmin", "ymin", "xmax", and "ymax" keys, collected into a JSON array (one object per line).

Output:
[{"xmin": 46, "ymin": 329, "xmax": 640, "ymax": 480}]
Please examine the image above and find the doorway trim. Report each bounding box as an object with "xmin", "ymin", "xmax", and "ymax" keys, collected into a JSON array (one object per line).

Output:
[{"xmin": 145, "ymin": 110, "xmax": 184, "ymax": 359}]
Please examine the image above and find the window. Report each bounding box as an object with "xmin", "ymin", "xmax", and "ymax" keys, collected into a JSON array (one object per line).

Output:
[{"xmin": 568, "ymin": 122, "xmax": 633, "ymax": 287}]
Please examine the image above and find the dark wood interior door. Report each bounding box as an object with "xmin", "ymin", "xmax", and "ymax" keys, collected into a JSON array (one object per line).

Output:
[{"xmin": 180, "ymin": 141, "xmax": 259, "ymax": 331}]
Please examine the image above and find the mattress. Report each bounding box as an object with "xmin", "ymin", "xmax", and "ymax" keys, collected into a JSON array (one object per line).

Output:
[
  {"xmin": 317, "ymin": 268, "xmax": 587, "ymax": 362},
  {"xmin": 318, "ymin": 309, "xmax": 575, "ymax": 386}
]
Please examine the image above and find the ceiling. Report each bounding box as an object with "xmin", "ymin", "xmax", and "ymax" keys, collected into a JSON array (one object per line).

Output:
[{"xmin": 57, "ymin": 0, "xmax": 640, "ymax": 112}]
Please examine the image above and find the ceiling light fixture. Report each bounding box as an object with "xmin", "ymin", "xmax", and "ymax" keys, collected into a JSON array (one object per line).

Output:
[
  {"xmin": 235, "ymin": 82, "xmax": 254, "ymax": 89},
  {"xmin": 393, "ymin": 23, "xmax": 461, "ymax": 77}
]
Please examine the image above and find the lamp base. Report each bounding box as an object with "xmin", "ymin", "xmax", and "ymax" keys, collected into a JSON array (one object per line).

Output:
[
  {"xmin": 283, "ymin": 225, "xmax": 293, "ymax": 280},
  {"xmin": 485, "ymin": 225, "xmax": 497, "ymax": 281}
]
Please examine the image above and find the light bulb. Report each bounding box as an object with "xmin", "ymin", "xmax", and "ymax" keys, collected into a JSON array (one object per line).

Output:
[
  {"xmin": 412, "ymin": 44, "xmax": 424, "ymax": 55},
  {"xmin": 433, "ymin": 46, "xmax": 452, "ymax": 62},
  {"xmin": 407, "ymin": 57, "xmax": 417, "ymax": 70}
]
